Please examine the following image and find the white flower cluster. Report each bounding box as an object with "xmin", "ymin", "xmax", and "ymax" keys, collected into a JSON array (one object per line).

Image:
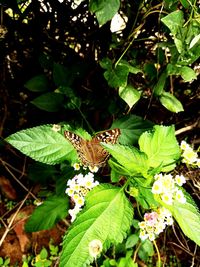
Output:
[
  {"xmin": 65, "ymin": 172, "xmax": 99, "ymax": 222},
  {"xmin": 139, "ymin": 207, "xmax": 173, "ymax": 241},
  {"xmin": 73, "ymin": 163, "xmax": 99, "ymax": 173},
  {"xmin": 152, "ymin": 173, "xmax": 186, "ymax": 205},
  {"xmin": 180, "ymin": 141, "xmax": 200, "ymax": 168}
]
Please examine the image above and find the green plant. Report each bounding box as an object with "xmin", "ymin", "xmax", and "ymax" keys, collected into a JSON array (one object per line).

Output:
[
  {"xmin": 5, "ymin": 119, "xmax": 200, "ymax": 267},
  {"xmin": 22, "ymin": 241, "xmax": 59, "ymax": 267},
  {"xmin": 3, "ymin": 0, "xmax": 200, "ymax": 266},
  {"xmin": 0, "ymin": 257, "xmax": 10, "ymax": 267}
]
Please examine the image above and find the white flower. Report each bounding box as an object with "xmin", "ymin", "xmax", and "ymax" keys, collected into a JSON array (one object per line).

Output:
[
  {"xmin": 182, "ymin": 148, "xmax": 198, "ymax": 164},
  {"xmin": 67, "ymin": 178, "xmax": 76, "ymax": 187},
  {"xmin": 73, "ymin": 163, "xmax": 81, "ymax": 171},
  {"xmin": 154, "ymin": 173, "xmax": 163, "ymax": 180},
  {"xmin": 65, "ymin": 187, "xmax": 75, "ymax": 197},
  {"xmin": 152, "ymin": 180, "xmax": 163, "ymax": 194},
  {"xmin": 139, "ymin": 230, "xmax": 148, "ymax": 241},
  {"xmin": 139, "ymin": 207, "xmax": 173, "ymax": 241},
  {"xmin": 68, "ymin": 206, "xmax": 82, "ymax": 222},
  {"xmin": 148, "ymin": 232, "xmax": 156, "ymax": 241},
  {"xmin": 180, "ymin": 140, "xmax": 190, "ymax": 150},
  {"xmin": 88, "ymin": 166, "xmax": 99, "ymax": 173},
  {"xmin": 175, "ymin": 174, "xmax": 186, "ymax": 186},
  {"xmin": 165, "ymin": 216, "xmax": 173, "ymax": 226},
  {"xmin": 139, "ymin": 221, "xmax": 146, "ymax": 229},
  {"xmin": 75, "ymin": 174, "xmax": 85, "ymax": 185},
  {"xmin": 162, "ymin": 174, "xmax": 175, "ymax": 193},
  {"xmin": 161, "ymin": 193, "xmax": 173, "ymax": 205},
  {"xmin": 88, "ymin": 239, "xmax": 103, "ymax": 258},
  {"xmin": 175, "ymin": 190, "xmax": 186, "ymax": 204}
]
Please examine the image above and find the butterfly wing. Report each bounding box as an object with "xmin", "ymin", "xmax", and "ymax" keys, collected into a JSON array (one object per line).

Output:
[
  {"xmin": 94, "ymin": 128, "xmax": 121, "ymax": 144},
  {"xmin": 64, "ymin": 129, "xmax": 120, "ymax": 168},
  {"xmin": 64, "ymin": 131, "xmax": 95, "ymax": 167}
]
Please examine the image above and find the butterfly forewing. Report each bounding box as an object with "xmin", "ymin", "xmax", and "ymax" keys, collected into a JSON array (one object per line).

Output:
[{"xmin": 64, "ymin": 128, "xmax": 120, "ymax": 168}]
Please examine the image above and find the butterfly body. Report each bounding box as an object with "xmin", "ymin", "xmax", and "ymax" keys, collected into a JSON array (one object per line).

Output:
[{"xmin": 64, "ymin": 129, "xmax": 120, "ymax": 168}]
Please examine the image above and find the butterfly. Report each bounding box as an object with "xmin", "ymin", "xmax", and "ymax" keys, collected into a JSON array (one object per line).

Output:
[{"xmin": 64, "ymin": 128, "xmax": 120, "ymax": 168}]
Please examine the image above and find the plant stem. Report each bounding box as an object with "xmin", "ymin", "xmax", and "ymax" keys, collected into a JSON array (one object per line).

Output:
[{"xmin": 153, "ymin": 240, "xmax": 161, "ymax": 267}]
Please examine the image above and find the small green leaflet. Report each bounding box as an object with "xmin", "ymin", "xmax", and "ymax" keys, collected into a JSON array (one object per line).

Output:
[
  {"xmin": 31, "ymin": 92, "xmax": 64, "ymax": 112},
  {"xmin": 60, "ymin": 184, "xmax": 133, "ymax": 267},
  {"xmin": 119, "ymin": 85, "xmax": 141, "ymax": 109},
  {"xmin": 139, "ymin": 125, "xmax": 181, "ymax": 172},
  {"xmin": 25, "ymin": 195, "xmax": 69, "ymax": 232},
  {"xmin": 160, "ymin": 92, "xmax": 184, "ymax": 113},
  {"xmin": 6, "ymin": 125, "xmax": 75, "ymax": 165},
  {"xmin": 89, "ymin": 0, "xmax": 120, "ymax": 26},
  {"xmin": 24, "ymin": 74, "xmax": 50, "ymax": 92},
  {"xmin": 102, "ymin": 143, "xmax": 149, "ymax": 176}
]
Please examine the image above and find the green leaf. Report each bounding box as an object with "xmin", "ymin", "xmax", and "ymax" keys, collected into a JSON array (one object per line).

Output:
[
  {"xmin": 24, "ymin": 75, "xmax": 50, "ymax": 92},
  {"xmin": 40, "ymin": 248, "xmax": 48, "ymax": 259},
  {"xmin": 119, "ymin": 85, "xmax": 141, "ymax": 109},
  {"xmin": 159, "ymin": 193, "xmax": 200, "ymax": 246},
  {"xmin": 104, "ymin": 63, "xmax": 129, "ymax": 88},
  {"xmin": 60, "ymin": 184, "xmax": 133, "ymax": 267},
  {"xmin": 139, "ymin": 125, "xmax": 181, "ymax": 172},
  {"xmin": 53, "ymin": 63, "xmax": 70, "ymax": 87},
  {"xmin": 189, "ymin": 33, "xmax": 200, "ymax": 49},
  {"xmin": 31, "ymin": 92, "xmax": 64, "ymax": 112},
  {"xmin": 167, "ymin": 63, "xmax": 197, "ymax": 82},
  {"xmin": 135, "ymin": 186, "xmax": 159, "ymax": 209},
  {"xmin": 102, "ymin": 143, "xmax": 149, "ymax": 176},
  {"xmin": 125, "ymin": 234, "xmax": 139, "ymax": 249},
  {"xmin": 138, "ymin": 239, "xmax": 154, "ymax": 261},
  {"xmin": 25, "ymin": 195, "xmax": 69, "ymax": 232},
  {"xmin": 161, "ymin": 10, "xmax": 184, "ymax": 35},
  {"xmin": 89, "ymin": 0, "xmax": 120, "ymax": 26},
  {"xmin": 153, "ymin": 71, "xmax": 167, "ymax": 96},
  {"xmin": 111, "ymin": 115, "xmax": 154, "ymax": 145},
  {"xmin": 6, "ymin": 125, "xmax": 75, "ymax": 164},
  {"xmin": 159, "ymin": 91, "xmax": 184, "ymax": 113},
  {"xmin": 179, "ymin": 66, "xmax": 197, "ymax": 82},
  {"xmin": 119, "ymin": 60, "xmax": 142, "ymax": 75}
]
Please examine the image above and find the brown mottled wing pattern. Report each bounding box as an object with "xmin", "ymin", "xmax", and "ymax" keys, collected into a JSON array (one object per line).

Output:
[{"xmin": 64, "ymin": 129, "xmax": 120, "ymax": 168}]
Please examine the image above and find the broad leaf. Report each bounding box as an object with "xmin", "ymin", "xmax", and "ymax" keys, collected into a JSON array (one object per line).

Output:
[
  {"xmin": 119, "ymin": 85, "xmax": 141, "ymax": 109},
  {"xmin": 60, "ymin": 184, "xmax": 133, "ymax": 267},
  {"xmin": 161, "ymin": 10, "xmax": 184, "ymax": 35},
  {"xmin": 160, "ymin": 92, "xmax": 184, "ymax": 113},
  {"xmin": 158, "ymin": 192, "xmax": 200, "ymax": 247},
  {"xmin": 111, "ymin": 114, "xmax": 154, "ymax": 145},
  {"xmin": 24, "ymin": 75, "xmax": 50, "ymax": 92},
  {"xmin": 6, "ymin": 125, "xmax": 75, "ymax": 164},
  {"xmin": 31, "ymin": 92, "xmax": 64, "ymax": 112},
  {"xmin": 104, "ymin": 63, "xmax": 129, "ymax": 88},
  {"xmin": 25, "ymin": 195, "xmax": 69, "ymax": 232},
  {"xmin": 89, "ymin": 0, "xmax": 120, "ymax": 26},
  {"xmin": 139, "ymin": 125, "xmax": 180, "ymax": 172},
  {"xmin": 102, "ymin": 143, "xmax": 149, "ymax": 176}
]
